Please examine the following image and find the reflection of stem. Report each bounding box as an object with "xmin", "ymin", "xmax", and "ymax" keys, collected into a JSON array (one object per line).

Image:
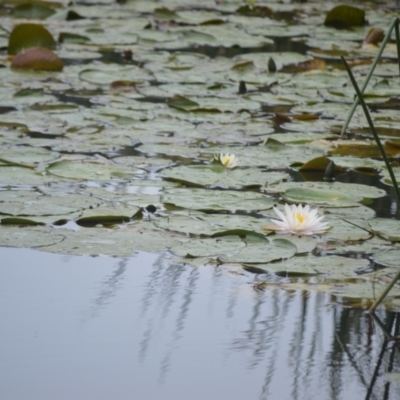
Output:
[
  {"xmin": 383, "ymin": 315, "xmax": 400, "ymax": 399},
  {"xmin": 334, "ymin": 330, "xmax": 370, "ymax": 391},
  {"xmin": 370, "ymin": 312, "xmax": 393, "ymax": 340},
  {"xmin": 366, "ymin": 314, "xmax": 395, "ymax": 400}
]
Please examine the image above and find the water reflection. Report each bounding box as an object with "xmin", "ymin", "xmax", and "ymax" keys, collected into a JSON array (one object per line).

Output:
[{"xmin": 1, "ymin": 247, "xmax": 400, "ymax": 399}]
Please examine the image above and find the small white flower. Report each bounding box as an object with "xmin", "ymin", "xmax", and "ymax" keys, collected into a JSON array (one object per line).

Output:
[
  {"xmin": 271, "ymin": 204, "xmax": 329, "ymax": 236},
  {"xmin": 214, "ymin": 153, "xmax": 239, "ymax": 169}
]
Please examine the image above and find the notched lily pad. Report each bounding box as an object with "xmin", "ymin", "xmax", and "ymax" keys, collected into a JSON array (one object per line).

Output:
[{"xmin": 0, "ymin": 225, "xmax": 64, "ymax": 248}]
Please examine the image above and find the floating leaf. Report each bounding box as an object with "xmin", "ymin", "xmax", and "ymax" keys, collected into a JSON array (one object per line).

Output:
[
  {"xmin": 368, "ymin": 219, "xmax": 400, "ymax": 242},
  {"xmin": 11, "ymin": 3, "xmax": 55, "ymax": 19},
  {"xmin": 372, "ymin": 250, "xmax": 400, "ymax": 268},
  {"xmin": 8, "ymin": 24, "xmax": 56, "ymax": 55},
  {"xmin": 47, "ymin": 160, "xmax": 144, "ymax": 181},
  {"xmin": 221, "ymin": 238, "xmax": 297, "ymax": 264},
  {"xmin": 236, "ymin": 5, "xmax": 272, "ymax": 18},
  {"xmin": 162, "ymin": 165, "xmax": 288, "ymax": 189},
  {"xmin": 170, "ymin": 236, "xmax": 246, "ymax": 258},
  {"xmin": 324, "ymin": 5, "xmax": 366, "ymax": 28},
  {"xmin": 364, "ymin": 28, "xmax": 384, "ymax": 45},
  {"xmin": 76, "ymin": 206, "xmax": 141, "ymax": 226},
  {"xmin": 12, "ymin": 47, "xmax": 63, "ymax": 71},
  {"xmin": 281, "ymin": 187, "xmax": 360, "ymax": 207},
  {"xmin": 162, "ymin": 188, "xmax": 274, "ymax": 212}
]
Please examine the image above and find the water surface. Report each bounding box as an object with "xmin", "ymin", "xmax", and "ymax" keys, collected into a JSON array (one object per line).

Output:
[{"xmin": 1, "ymin": 247, "xmax": 399, "ymax": 400}]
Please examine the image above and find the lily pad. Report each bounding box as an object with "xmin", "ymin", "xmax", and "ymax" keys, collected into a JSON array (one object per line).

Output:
[
  {"xmin": 221, "ymin": 238, "xmax": 297, "ymax": 264},
  {"xmin": 47, "ymin": 160, "xmax": 144, "ymax": 181},
  {"xmin": 8, "ymin": 24, "xmax": 56, "ymax": 55},
  {"xmin": 0, "ymin": 225, "xmax": 64, "ymax": 248},
  {"xmin": 12, "ymin": 47, "xmax": 63, "ymax": 71},
  {"xmin": 161, "ymin": 188, "xmax": 274, "ymax": 212},
  {"xmin": 281, "ymin": 187, "xmax": 361, "ymax": 207},
  {"xmin": 368, "ymin": 219, "xmax": 400, "ymax": 242},
  {"xmin": 372, "ymin": 250, "xmax": 400, "ymax": 268},
  {"xmin": 162, "ymin": 165, "xmax": 288, "ymax": 189}
]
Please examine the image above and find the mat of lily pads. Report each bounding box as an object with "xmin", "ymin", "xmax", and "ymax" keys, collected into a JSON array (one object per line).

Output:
[{"xmin": 1, "ymin": 0, "xmax": 400, "ymax": 309}]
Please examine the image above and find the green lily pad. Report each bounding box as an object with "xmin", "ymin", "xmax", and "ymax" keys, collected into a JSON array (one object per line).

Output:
[
  {"xmin": 161, "ymin": 188, "xmax": 274, "ymax": 212},
  {"xmin": 47, "ymin": 160, "xmax": 144, "ymax": 181},
  {"xmin": 221, "ymin": 238, "xmax": 297, "ymax": 264},
  {"xmin": 269, "ymin": 181, "xmax": 386, "ymax": 201},
  {"xmin": 8, "ymin": 24, "xmax": 56, "ymax": 55},
  {"xmin": 281, "ymin": 187, "xmax": 360, "ymax": 207},
  {"xmin": 170, "ymin": 236, "xmax": 246, "ymax": 257},
  {"xmin": 41, "ymin": 225, "xmax": 178, "ymax": 256},
  {"xmin": 248, "ymin": 255, "xmax": 369, "ymax": 278},
  {"xmin": 0, "ymin": 225, "xmax": 64, "ymax": 248},
  {"xmin": 154, "ymin": 212, "xmax": 265, "ymax": 237},
  {"xmin": 76, "ymin": 205, "xmax": 141, "ymax": 226},
  {"xmin": 372, "ymin": 250, "xmax": 400, "ymax": 268},
  {"xmin": 11, "ymin": 3, "xmax": 55, "ymax": 19},
  {"xmin": 324, "ymin": 5, "xmax": 366, "ymax": 28},
  {"xmin": 368, "ymin": 218, "xmax": 400, "ymax": 242},
  {"xmin": 162, "ymin": 165, "xmax": 288, "ymax": 189}
]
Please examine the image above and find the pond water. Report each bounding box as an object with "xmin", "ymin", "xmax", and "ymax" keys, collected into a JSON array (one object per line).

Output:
[{"xmin": 1, "ymin": 246, "xmax": 400, "ymax": 400}]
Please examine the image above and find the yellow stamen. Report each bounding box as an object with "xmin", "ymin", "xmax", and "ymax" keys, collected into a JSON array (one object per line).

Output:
[{"xmin": 294, "ymin": 212, "xmax": 306, "ymax": 224}]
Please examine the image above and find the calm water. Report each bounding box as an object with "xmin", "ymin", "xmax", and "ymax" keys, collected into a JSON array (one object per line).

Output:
[{"xmin": 1, "ymin": 247, "xmax": 400, "ymax": 400}]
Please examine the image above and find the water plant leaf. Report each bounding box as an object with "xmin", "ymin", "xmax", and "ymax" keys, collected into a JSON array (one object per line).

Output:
[
  {"xmin": 0, "ymin": 225, "xmax": 64, "ymax": 248},
  {"xmin": 268, "ymin": 181, "xmax": 386, "ymax": 200},
  {"xmin": 47, "ymin": 160, "xmax": 144, "ymax": 181},
  {"xmin": 248, "ymin": 255, "xmax": 369, "ymax": 278},
  {"xmin": 76, "ymin": 206, "xmax": 141, "ymax": 226},
  {"xmin": 161, "ymin": 188, "xmax": 274, "ymax": 212},
  {"xmin": 368, "ymin": 219, "xmax": 400, "ymax": 242},
  {"xmin": 281, "ymin": 187, "xmax": 361, "ymax": 207},
  {"xmin": 154, "ymin": 213, "xmax": 265, "ymax": 237},
  {"xmin": 11, "ymin": 2, "xmax": 55, "ymax": 19},
  {"xmin": 221, "ymin": 238, "xmax": 297, "ymax": 264},
  {"xmin": 324, "ymin": 5, "xmax": 366, "ymax": 28},
  {"xmin": 12, "ymin": 47, "xmax": 63, "ymax": 71},
  {"xmin": 372, "ymin": 250, "xmax": 400, "ymax": 268},
  {"xmin": 170, "ymin": 236, "xmax": 246, "ymax": 258},
  {"xmin": 162, "ymin": 165, "xmax": 288, "ymax": 189},
  {"xmin": 41, "ymin": 225, "xmax": 179, "ymax": 256},
  {"xmin": 8, "ymin": 24, "xmax": 56, "ymax": 55}
]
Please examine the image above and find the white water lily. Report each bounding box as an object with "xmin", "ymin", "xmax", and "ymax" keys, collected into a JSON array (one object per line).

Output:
[
  {"xmin": 214, "ymin": 153, "xmax": 239, "ymax": 169},
  {"xmin": 271, "ymin": 204, "xmax": 329, "ymax": 235}
]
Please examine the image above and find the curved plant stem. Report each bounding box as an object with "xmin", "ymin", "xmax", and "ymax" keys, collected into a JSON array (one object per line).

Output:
[
  {"xmin": 341, "ymin": 17, "xmax": 399, "ymax": 136},
  {"xmin": 369, "ymin": 270, "xmax": 400, "ymax": 313}
]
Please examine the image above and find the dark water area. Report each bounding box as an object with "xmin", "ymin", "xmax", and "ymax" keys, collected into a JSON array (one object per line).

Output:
[{"xmin": 1, "ymin": 247, "xmax": 400, "ymax": 400}]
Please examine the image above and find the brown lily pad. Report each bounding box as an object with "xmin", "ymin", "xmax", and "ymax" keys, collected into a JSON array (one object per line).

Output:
[{"xmin": 11, "ymin": 47, "xmax": 63, "ymax": 71}]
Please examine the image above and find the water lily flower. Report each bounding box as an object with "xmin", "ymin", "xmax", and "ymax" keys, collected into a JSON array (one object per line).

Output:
[
  {"xmin": 214, "ymin": 153, "xmax": 239, "ymax": 169},
  {"xmin": 271, "ymin": 204, "xmax": 329, "ymax": 235}
]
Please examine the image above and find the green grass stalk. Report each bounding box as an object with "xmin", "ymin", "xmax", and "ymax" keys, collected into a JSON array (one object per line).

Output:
[{"xmin": 341, "ymin": 17, "xmax": 399, "ymax": 136}]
